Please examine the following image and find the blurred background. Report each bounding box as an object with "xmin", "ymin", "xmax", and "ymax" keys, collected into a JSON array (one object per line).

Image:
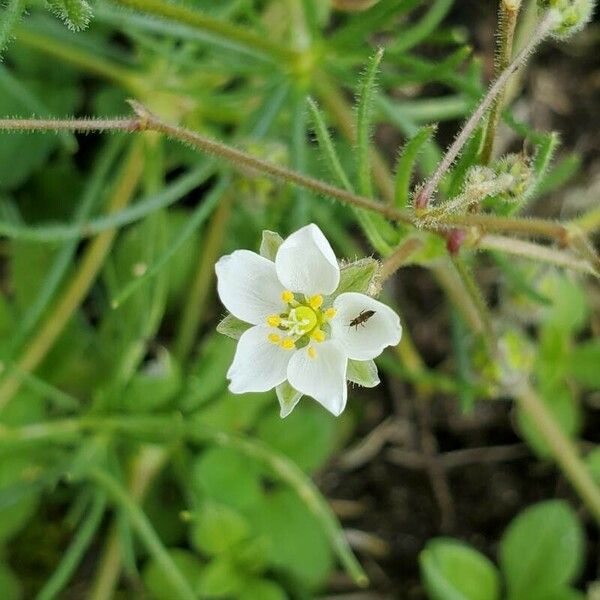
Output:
[{"xmin": 0, "ymin": 0, "xmax": 599, "ymax": 598}]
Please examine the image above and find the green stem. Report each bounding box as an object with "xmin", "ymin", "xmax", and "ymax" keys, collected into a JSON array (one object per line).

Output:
[
  {"xmin": 379, "ymin": 236, "xmax": 424, "ymax": 284},
  {"xmin": 0, "ymin": 142, "xmax": 144, "ymax": 410},
  {"xmin": 480, "ymin": 0, "xmax": 522, "ymax": 164},
  {"xmin": 88, "ymin": 466, "xmax": 196, "ymax": 600},
  {"xmin": 107, "ymin": 0, "xmax": 297, "ymax": 64},
  {"xmin": 515, "ymin": 381, "xmax": 600, "ymax": 525}
]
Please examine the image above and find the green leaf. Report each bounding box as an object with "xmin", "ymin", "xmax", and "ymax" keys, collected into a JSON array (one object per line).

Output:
[
  {"xmin": 499, "ymin": 500, "xmax": 584, "ymax": 599},
  {"xmin": 394, "ymin": 124, "xmax": 437, "ymax": 208},
  {"xmin": 47, "ymin": 0, "xmax": 92, "ymax": 30},
  {"xmin": 246, "ymin": 489, "xmax": 333, "ymax": 589},
  {"xmin": 217, "ymin": 314, "xmax": 252, "ymax": 340},
  {"xmin": 259, "ymin": 230, "xmax": 284, "ymax": 261},
  {"xmin": 586, "ymin": 447, "xmax": 600, "ymax": 484},
  {"xmin": 190, "ymin": 501, "xmax": 249, "ymax": 556},
  {"xmin": 347, "ymin": 359, "xmax": 379, "ymax": 388},
  {"xmin": 192, "ymin": 447, "xmax": 262, "ymax": 512},
  {"xmin": 194, "ymin": 391, "xmax": 272, "ymax": 432},
  {"xmin": 275, "ymin": 381, "xmax": 302, "ymax": 418},
  {"xmin": 567, "ymin": 340, "xmax": 600, "ymax": 388},
  {"xmin": 336, "ymin": 258, "xmax": 380, "ymax": 296},
  {"xmin": 197, "ymin": 557, "xmax": 245, "ymax": 598},
  {"xmin": 257, "ymin": 404, "xmax": 336, "ymax": 473},
  {"xmin": 239, "ymin": 579, "xmax": 287, "ymax": 600},
  {"xmin": 123, "ymin": 349, "xmax": 182, "ymax": 412},
  {"xmin": 539, "ymin": 273, "xmax": 589, "ymax": 334},
  {"xmin": 142, "ymin": 549, "xmax": 203, "ymax": 600},
  {"xmin": 0, "ymin": 563, "xmax": 21, "ymax": 600},
  {"xmin": 419, "ymin": 538, "xmax": 500, "ymax": 600}
]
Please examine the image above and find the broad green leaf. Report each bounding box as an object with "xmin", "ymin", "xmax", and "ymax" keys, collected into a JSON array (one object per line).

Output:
[
  {"xmin": 567, "ymin": 340, "xmax": 600, "ymax": 388},
  {"xmin": 239, "ymin": 579, "xmax": 287, "ymax": 600},
  {"xmin": 142, "ymin": 549, "xmax": 202, "ymax": 600},
  {"xmin": 540, "ymin": 274, "xmax": 588, "ymax": 334},
  {"xmin": 500, "ymin": 500, "xmax": 584, "ymax": 599},
  {"xmin": 217, "ymin": 314, "xmax": 252, "ymax": 340},
  {"xmin": 190, "ymin": 501, "xmax": 249, "ymax": 556},
  {"xmin": 246, "ymin": 489, "xmax": 333, "ymax": 589},
  {"xmin": 197, "ymin": 557, "xmax": 245, "ymax": 598},
  {"xmin": 259, "ymin": 230, "xmax": 284, "ymax": 261},
  {"xmin": 420, "ymin": 538, "xmax": 500, "ymax": 600},
  {"xmin": 194, "ymin": 391, "xmax": 271, "ymax": 432},
  {"xmin": 336, "ymin": 258, "xmax": 380, "ymax": 296},
  {"xmin": 122, "ymin": 349, "xmax": 182, "ymax": 412},
  {"xmin": 347, "ymin": 359, "xmax": 380, "ymax": 387},
  {"xmin": 192, "ymin": 447, "xmax": 262, "ymax": 512},
  {"xmin": 257, "ymin": 404, "xmax": 337, "ymax": 473}
]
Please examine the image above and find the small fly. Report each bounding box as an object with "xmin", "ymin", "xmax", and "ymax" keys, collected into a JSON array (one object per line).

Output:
[{"xmin": 348, "ymin": 309, "xmax": 376, "ymax": 331}]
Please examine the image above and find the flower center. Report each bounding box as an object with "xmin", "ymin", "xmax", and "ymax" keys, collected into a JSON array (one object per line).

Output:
[{"xmin": 266, "ymin": 291, "xmax": 337, "ymax": 356}]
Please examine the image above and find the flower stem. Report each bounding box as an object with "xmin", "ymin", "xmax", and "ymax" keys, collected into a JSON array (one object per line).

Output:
[
  {"xmin": 379, "ymin": 236, "xmax": 424, "ymax": 284},
  {"xmin": 0, "ymin": 142, "xmax": 144, "ymax": 410},
  {"xmin": 415, "ymin": 11, "xmax": 557, "ymax": 209},
  {"xmin": 480, "ymin": 0, "xmax": 522, "ymax": 164},
  {"xmin": 515, "ymin": 381, "xmax": 600, "ymax": 525}
]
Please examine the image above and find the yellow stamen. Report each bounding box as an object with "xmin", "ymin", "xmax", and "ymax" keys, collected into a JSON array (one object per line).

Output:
[
  {"xmin": 267, "ymin": 315, "xmax": 281, "ymax": 327},
  {"xmin": 268, "ymin": 333, "xmax": 281, "ymax": 344},
  {"xmin": 309, "ymin": 294, "xmax": 323, "ymax": 310},
  {"xmin": 308, "ymin": 346, "xmax": 317, "ymax": 359},
  {"xmin": 282, "ymin": 290, "xmax": 294, "ymax": 303},
  {"xmin": 280, "ymin": 338, "xmax": 295, "ymax": 350},
  {"xmin": 324, "ymin": 308, "xmax": 337, "ymax": 320},
  {"xmin": 311, "ymin": 328, "xmax": 325, "ymax": 342}
]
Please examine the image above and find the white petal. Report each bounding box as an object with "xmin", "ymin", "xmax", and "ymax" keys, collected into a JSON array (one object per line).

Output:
[
  {"xmin": 216, "ymin": 250, "xmax": 285, "ymax": 325},
  {"xmin": 287, "ymin": 341, "xmax": 348, "ymax": 416},
  {"xmin": 331, "ymin": 292, "xmax": 402, "ymax": 361},
  {"xmin": 227, "ymin": 325, "xmax": 291, "ymax": 393},
  {"xmin": 276, "ymin": 382, "xmax": 302, "ymax": 418},
  {"xmin": 275, "ymin": 223, "xmax": 340, "ymax": 296}
]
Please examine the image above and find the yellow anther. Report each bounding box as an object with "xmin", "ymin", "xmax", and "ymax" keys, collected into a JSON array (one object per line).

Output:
[
  {"xmin": 309, "ymin": 295, "xmax": 323, "ymax": 310},
  {"xmin": 308, "ymin": 346, "xmax": 317, "ymax": 359},
  {"xmin": 267, "ymin": 315, "xmax": 281, "ymax": 327},
  {"xmin": 311, "ymin": 328, "xmax": 325, "ymax": 343},
  {"xmin": 268, "ymin": 333, "xmax": 281, "ymax": 344},
  {"xmin": 280, "ymin": 338, "xmax": 295, "ymax": 350},
  {"xmin": 324, "ymin": 308, "xmax": 337, "ymax": 320},
  {"xmin": 282, "ymin": 290, "xmax": 294, "ymax": 303}
]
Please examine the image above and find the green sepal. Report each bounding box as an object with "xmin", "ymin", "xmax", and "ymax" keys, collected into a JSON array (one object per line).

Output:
[
  {"xmin": 347, "ymin": 359, "xmax": 379, "ymax": 388},
  {"xmin": 336, "ymin": 258, "xmax": 380, "ymax": 296},
  {"xmin": 276, "ymin": 381, "xmax": 302, "ymax": 418},
  {"xmin": 217, "ymin": 314, "xmax": 251, "ymax": 340},
  {"xmin": 259, "ymin": 230, "xmax": 284, "ymax": 261},
  {"xmin": 48, "ymin": 0, "xmax": 93, "ymax": 30}
]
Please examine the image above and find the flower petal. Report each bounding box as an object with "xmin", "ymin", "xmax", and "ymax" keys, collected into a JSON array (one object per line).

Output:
[
  {"xmin": 276, "ymin": 381, "xmax": 302, "ymax": 418},
  {"xmin": 227, "ymin": 325, "xmax": 291, "ymax": 393},
  {"xmin": 331, "ymin": 292, "xmax": 402, "ymax": 361},
  {"xmin": 275, "ymin": 223, "xmax": 340, "ymax": 296},
  {"xmin": 216, "ymin": 250, "xmax": 286, "ymax": 325},
  {"xmin": 287, "ymin": 341, "xmax": 348, "ymax": 416}
]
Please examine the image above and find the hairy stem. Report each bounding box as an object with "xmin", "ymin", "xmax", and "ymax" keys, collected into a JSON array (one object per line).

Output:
[
  {"xmin": 0, "ymin": 0, "xmax": 26, "ymax": 58},
  {"xmin": 480, "ymin": 0, "xmax": 522, "ymax": 164},
  {"xmin": 415, "ymin": 11, "xmax": 557, "ymax": 209},
  {"xmin": 379, "ymin": 236, "xmax": 424, "ymax": 284}
]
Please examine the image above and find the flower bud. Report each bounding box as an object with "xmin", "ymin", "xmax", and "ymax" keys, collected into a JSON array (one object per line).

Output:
[
  {"xmin": 492, "ymin": 153, "xmax": 532, "ymax": 201},
  {"xmin": 538, "ymin": 0, "xmax": 595, "ymax": 39}
]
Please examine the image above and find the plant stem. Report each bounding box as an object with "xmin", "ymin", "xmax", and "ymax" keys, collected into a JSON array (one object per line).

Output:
[
  {"xmin": 515, "ymin": 381, "xmax": 600, "ymax": 525},
  {"xmin": 480, "ymin": 0, "xmax": 522, "ymax": 164},
  {"xmin": 88, "ymin": 461, "xmax": 196, "ymax": 600},
  {"xmin": 415, "ymin": 11, "xmax": 557, "ymax": 209},
  {"xmin": 0, "ymin": 142, "xmax": 144, "ymax": 410},
  {"xmin": 107, "ymin": 0, "xmax": 297, "ymax": 64},
  {"xmin": 478, "ymin": 234, "xmax": 597, "ymax": 276},
  {"xmin": 379, "ymin": 236, "xmax": 424, "ymax": 284}
]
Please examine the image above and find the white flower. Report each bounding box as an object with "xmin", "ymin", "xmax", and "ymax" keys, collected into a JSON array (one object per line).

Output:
[{"xmin": 215, "ymin": 224, "xmax": 402, "ymax": 417}]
